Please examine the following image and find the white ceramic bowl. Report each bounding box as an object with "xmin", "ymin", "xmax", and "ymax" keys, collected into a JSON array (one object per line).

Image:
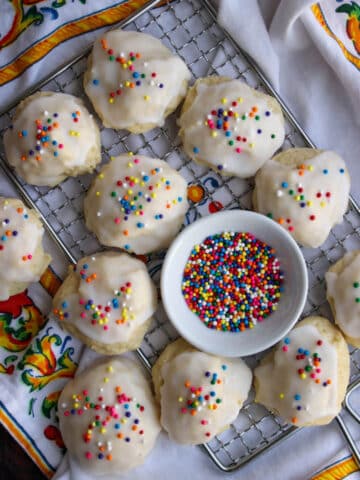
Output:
[{"xmin": 161, "ymin": 210, "xmax": 308, "ymax": 357}]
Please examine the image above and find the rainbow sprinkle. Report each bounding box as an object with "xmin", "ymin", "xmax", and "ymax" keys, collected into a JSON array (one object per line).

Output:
[{"xmin": 182, "ymin": 231, "xmax": 283, "ymax": 331}]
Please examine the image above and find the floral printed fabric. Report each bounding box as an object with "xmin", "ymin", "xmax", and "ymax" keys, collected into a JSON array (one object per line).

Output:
[{"xmin": 0, "ymin": 0, "xmax": 151, "ymax": 112}]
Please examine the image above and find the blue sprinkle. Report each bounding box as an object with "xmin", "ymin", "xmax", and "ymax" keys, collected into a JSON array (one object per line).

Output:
[
  {"xmin": 83, "ymin": 264, "xmax": 89, "ymax": 269},
  {"xmin": 124, "ymin": 244, "xmax": 130, "ymax": 250},
  {"xmin": 294, "ymin": 394, "xmax": 301, "ymax": 401},
  {"xmin": 339, "ymin": 168, "xmax": 344, "ymax": 174},
  {"xmin": 21, "ymin": 130, "xmax": 27, "ymax": 137},
  {"xmin": 323, "ymin": 169, "xmax": 328, "ymax": 174},
  {"xmin": 221, "ymin": 365, "xmax": 227, "ymax": 370},
  {"xmin": 284, "ymin": 338, "xmax": 291, "ymax": 344},
  {"xmin": 92, "ymin": 79, "xmax": 100, "ymax": 86},
  {"xmin": 62, "ymin": 301, "xmax": 68, "ymax": 308},
  {"xmin": 193, "ymin": 147, "xmax": 199, "ymax": 154},
  {"xmin": 281, "ymin": 182, "xmax": 288, "ymax": 188}
]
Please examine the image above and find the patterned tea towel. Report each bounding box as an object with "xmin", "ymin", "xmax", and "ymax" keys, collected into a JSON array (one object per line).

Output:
[
  {"xmin": 219, "ymin": 0, "xmax": 360, "ymax": 204},
  {"xmin": 0, "ymin": 0, "xmax": 359, "ymax": 479}
]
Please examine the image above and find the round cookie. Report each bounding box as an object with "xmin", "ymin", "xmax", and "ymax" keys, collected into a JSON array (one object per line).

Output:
[
  {"xmin": 58, "ymin": 357, "xmax": 161, "ymax": 475},
  {"xmin": 152, "ymin": 338, "xmax": 252, "ymax": 444},
  {"xmin": 52, "ymin": 252, "xmax": 157, "ymax": 354},
  {"xmin": 84, "ymin": 154, "xmax": 188, "ymax": 254},
  {"xmin": 3, "ymin": 92, "xmax": 101, "ymax": 186},
  {"xmin": 178, "ymin": 76, "xmax": 285, "ymax": 178},
  {"xmin": 253, "ymin": 148, "xmax": 350, "ymax": 248},
  {"xmin": 84, "ymin": 30, "xmax": 191, "ymax": 133},
  {"xmin": 0, "ymin": 197, "xmax": 51, "ymax": 301},
  {"xmin": 254, "ymin": 316, "xmax": 350, "ymax": 427},
  {"xmin": 325, "ymin": 250, "xmax": 360, "ymax": 347}
]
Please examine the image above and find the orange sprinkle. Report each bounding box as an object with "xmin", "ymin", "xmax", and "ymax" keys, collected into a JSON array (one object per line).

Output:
[
  {"xmin": 249, "ymin": 112, "xmax": 255, "ymax": 118},
  {"xmin": 117, "ymin": 433, "xmax": 123, "ymax": 439},
  {"xmin": 132, "ymin": 425, "xmax": 137, "ymax": 431},
  {"xmin": 76, "ymin": 110, "xmax": 81, "ymax": 116},
  {"xmin": 298, "ymin": 170, "xmax": 304, "ymax": 176},
  {"xmin": 99, "ymin": 446, "xmax": 105, "ymax": 452},
  {"xmin": 135, "ymin": 52, "xmax": 141, "ymax": 58},
  {"xmin": 184, "ymin": 380, "xmax": 191, "ymax": 388},
  {"xmin": 17, "ymin": 208, "xmax": 23, "ymax": 214},
  {"xmin": 252, "ymin": 106, "xmax": 258, "ymax": 112},
  {"xmin": 291, "ymin": 417, "xmax": 298, "ymax": 424},
  {"xmin": 18, "ymin": 132, "xmax": 23, "ymax": 138},
  {"xmin": 5, "ymin": 230, "xmax": 11, "ymax": 236},
  {"xmin": 35, "ymin": 156, "xmax": 41, "ymax": 162},
  {"xmin": 315, "ymin": 379, "xmax": 321, "ymax": 384},
  {"xmin": 21, "ymin": 155, "xmax": 27, "ymax": 161},
  {"xmin": 101, "ymin": 39, "xmax": 108, "ymax": 49},
  {"xmin": 106, "ymin": 455, "xmax": 112, "ymax": 461},
  {"xmin": 327, "ymin": 379, "xmax": 332, "ymax": 385},
  {"xmin": 123, "ymin": 230, "xmax": 129, "ymax": 236},
  {"xmin": 53, "ymin": 122, "xmax": 59, "ymax": 128},
  {"xmin": 115, "ymin": 386, "xmax": 121, "ymax": 393},
  {"xmin": 190, "ymin": 410, "xmax": 197, "ymax": 416},
  {"xmin": 278, "ymin": 217, "xmax": 285, "ymax": 225}
]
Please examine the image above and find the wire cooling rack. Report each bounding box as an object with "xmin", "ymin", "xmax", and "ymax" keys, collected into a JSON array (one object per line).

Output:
[{"xmin": 0, "ymin": 0, "xmax": 359, "ymax": 473}]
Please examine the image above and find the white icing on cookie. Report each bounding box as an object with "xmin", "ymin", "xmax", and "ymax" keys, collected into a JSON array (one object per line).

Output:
[
  {"xmin": 53, "ymin": 252, "xmax": 157, "ymax": 347},
  {"xmin": 0, "ymin": 197, "xmax": 51, "ymax": 300},
  {"xmin": 178, "ymin": 78, "xmax": 285, "ymax": 178},
  {"xmin": 58, "ymin": 358, "xmax": 161, "ymax": 474},
  {"xmin": 84, "ymin": 30, "xmax": 191, "ymax": 131},
  {"xmin": 160, "ymin": 351, "xmax": 252, "ymax": 444},
  {"xmin": 254, "ymin": 325, "xmax": 338, "ymax": 426},
  {"xmin": 84, "ymin": 154, "xmax": 188, "ymax": 254},
  {"xmin": 326, "ymin": 251, "xmax": 360, "ymax": 341},
  {"xmin": 254, "ymin": 151, "xmax": 350, "ymax": 247},
  {"xmin": 4, "ymin": 92, "xmax": 101, "ymax": 186}
]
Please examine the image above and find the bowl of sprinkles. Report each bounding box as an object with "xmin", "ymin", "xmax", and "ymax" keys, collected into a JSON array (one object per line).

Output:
[{"xmin": 161, "ymin": 210, "xmax": 308, "ymax": 357}]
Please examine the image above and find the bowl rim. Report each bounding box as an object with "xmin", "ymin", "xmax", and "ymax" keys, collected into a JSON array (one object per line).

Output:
[{"xmin": 160, "ymin": 209, "xmax": 308, "ymax": 357}]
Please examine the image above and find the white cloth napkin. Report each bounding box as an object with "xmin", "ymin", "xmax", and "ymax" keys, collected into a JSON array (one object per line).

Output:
[{"xmin": 218, "ymin": 0, "xmax": 360, "ymax": 204}]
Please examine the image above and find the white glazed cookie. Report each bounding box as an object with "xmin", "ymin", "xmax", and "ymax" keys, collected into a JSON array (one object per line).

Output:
[
  {"xmin": 0, "ymin": 197, "xmax": 51, "ymax": 301},
  {"xmin": 326, "ymin": 251, "xmax": 360, "ymax": 347},
  {"xmin": 253, "ymin": 148, "xmax": 350, "ymax": 248},
  {"xmin": 58, "ymin": 358, "xmax": 161, "ymax": 475},
  {"xmin": 84, "ymin": 154, "xmax": 188, "ymax": 254},
  {"xmin": 52, "ymin": 252, "xmax": 157, "ymax": 354},
  {"xmin": 152, "ymin": 339, "xmax": 252, "ymax": 444},
  {"xmin": 178, "ymin": 76, "xmax": 285, "ymax": 178},
  {"xmin": 254, "ymin": 317, "xmax": 350, "ymax": 427},
  {"xmin": 3, "ymin": 92, "xmax": 101, "ymax": 187},
  {"xmin": 84, "ymin": 30, "xmax": 191, "ymax": 132}
]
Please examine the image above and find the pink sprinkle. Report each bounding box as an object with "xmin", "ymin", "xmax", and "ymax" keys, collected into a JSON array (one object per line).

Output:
[
  {"xmin": 64, "ymin": 411, "xmax": 70, "ymax": 416},
  {"xmin": 85, "ymin": 452, "xmax": 92, "ymax": 460},
  {"xmin": 201, "ymin": 420, "xmax": 208, "ymax": 425},
  {"xmin": 104, "ymin": 325, "xmax": 109, "ymax": 330},
  {"xmin": 79, "ymin": 299, "xmax": 85, "ymax": 305},
  {"xmin": 236, "ymin": 148, "xmax": 242, "ymax": 153},
  {"xmin": 27, "ymin": 254, "xmax": 32, "ymax": 260},
  {"xmin": 59, "ymin": 144, "xmax": 64, "ymax": 149},
  {"xmin": 114, "ymin": 217, "xmax": 121, "ymax": 224},
  {"xmin": 310, "ymin": 373, "xmax": 316, "ymax": 378},
  {"xmin": 78, "ymin": 409, "xmax": 83, "ymax": 415},
  {"xmin": 282, "ymin": 346, "xmax": 288, "ymax": 352},
  {"xmin": 316, "ymin": 368, "xmax": 321, "ymax": 373},
  {"xmin": 181, "ymin": 408, "xmax": 187, "ymax": 414},
  {"xmin": 134, "ymin": 158, "xmax": 139, "ymax": 164},
  {"xmin": 81, "ymin": 313, "xmax": 86, "ymax": 319}
]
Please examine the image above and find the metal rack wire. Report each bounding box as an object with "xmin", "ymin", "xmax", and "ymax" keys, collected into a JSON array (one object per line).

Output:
[{"xmin": 0, "ymin": 0, "xmax": 359, "ymax": 473}]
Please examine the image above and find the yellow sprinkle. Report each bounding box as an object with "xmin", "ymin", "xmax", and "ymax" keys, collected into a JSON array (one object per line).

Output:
[
  {"xmin": 134, "ymin": 178, "xmax": 139, "ymax": 184},
  {"xmin": 127, "ymin": 189, "xmax": 133, "ymax": 195},
  {"xmin": 249, "ymin": 142, "xmax": 255, "ymax": 148},
  {"xmin": 140, "ymin": 181, "xmax": 145, "ymax": 187},
  {"xmin": 300, "ymin": 373, "xmax": 306, "ymax": 379},
  {"xmin": 234, "ymin": 112, "xmax": 239, "ymax": 118},
  {"xmin": 135, "ymin": 211, "xmax": 140, "ymax": 216},
  {"xmin": 110, "ymin": 156, "xmax": 115, "ymax": 161},
  {"xmin": 95, "ymin": 191, "xmax": 101, "ymax": 197},
  {"xmin": 295, "ymin": 195, "xmax": 301, "ymax": 201},
  {"xmin": 306, "ymin": 201, "xmax": 313, "ymax": 207},
  {"xmin": 127, "ymin": 162, "xmax": 133, "ymax": 168},
  {"xmin": 72, "ymin": 394, "xmax": 77, "ymax": 399},
  {"xmin": 128, "ymin": 152, "xmax": 133, "ymax": 156},
  {"xmin": 151, "ymin": 193, "xmax": 157, "ymax": 199},
  {"xmin": 108, "ymin": 98, "xmax": 114, "ymax": 104},
  {"xmin": 320, "ymin": 201, "xmax": 326, "ymax": 208},
  {"xmin": 74, "ymin": 403, "xmax": 79, "ymax": 408},
  {"xmin": 221, "ymin": 97, "xmax": 227, "ymax": 104},
  {"xmin": 104, "ymin": 377, "xmax": 109, "ymax": 383},
  {"xmin": 101, "ymin": 428, "xmax": 107, "ymax": 434},
  {"xmin": 237, "ymin": 97, "xmax": 244, "ymax": 103},
  {"xmin": 98, "ymin": 173, "xmax": 104, "ymax": 179},
  {"xmin": 279, "ymin": 393, "xmax": 284, "ymax": 399},
  {"xmin": 211, "ymin": 131, "xmax": 218, "ymax": 138},
  {"xmin": 308, "ymin": 165, "xmax": 314, "ymax": 171},
  {"xmin": 144, "ymin": 95, "xmax": 150, "ymax": 101},
  {"xmin": 178, "ymin": 397, "xmax": 183, "ymax": 402},
  {"xmin": 125, "ymin": 81, "xmax": 130, "ymax": 87}
]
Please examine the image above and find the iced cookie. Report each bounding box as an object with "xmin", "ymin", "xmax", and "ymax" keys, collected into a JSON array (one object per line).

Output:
[
  {"xmin": 84, "ymin": 154, "xmax": 188, "ymax": 254},
  {"xmin": 3, "ymin": 92, "xmax": 100, "ymax": 187},
  {"xmin": 0, "ymin": 197, "xmax": 51, "ymax": 301},
  {"xmin": 152, "ymin": 338, "xmax": 252, "ymax": 444},
  {"xmin": 178, "ymin": 76, "xmax": 285, "ymax": 178},
  {"xmin": 326, "ymin": 251, "xmax": 360, "ymax": 347},
  {"xmin": 254, "ymin": 316, "xmax": 350, "ymax": 427},
  {"xmin": 253, "ymin": 148, "xmax": 350, "ymax": 248},
  {"xmin": 58, "ymin": 358, "xmax": 161, "ymax": 475},
  {"xmin": 84, "ymin": 30, "xmax": 191, "ymax": 133},
  {"xmin": 52, "ymin": 252, "xmax": 157, "ymax": 354}
]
